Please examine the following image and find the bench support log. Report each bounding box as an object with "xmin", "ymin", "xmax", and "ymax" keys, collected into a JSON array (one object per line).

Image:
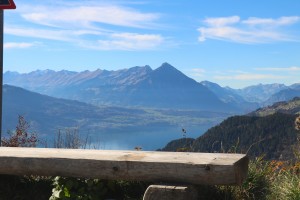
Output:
[{"xmin": 143, "ymin": 184, "xmax": 198, "ymax": 200}]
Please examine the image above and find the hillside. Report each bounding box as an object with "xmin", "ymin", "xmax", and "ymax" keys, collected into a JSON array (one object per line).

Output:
[
  {"xmin": 4, "ymin": 63, "xmax": 239, "ymax": 113},
  {"xmin": 192, "ymin": 113, "xmax": 297, "ymax": 160},
  {"xmin": 249, "ymin": 97, "xmax": 300, "ymax": 117},
  {"xmin": 2, "ymin": 84, "xmax": 151, "ymax": 137},
  {"xmin": 2, "ymin": 85, "xmax": 229, "ymax": 149},
  {"xmin": 162, "ymin": 98, "xmax": 300, "ymax": 160}
]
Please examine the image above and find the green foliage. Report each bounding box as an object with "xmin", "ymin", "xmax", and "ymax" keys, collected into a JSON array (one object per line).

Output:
[
  {"xmin": 192, "ymin": 157, "xmax": 273, "ymax": 200},
  {"xmin": 115, "ymin": 180, "xmax": 150, "ymax": 199},
  {"xmin": 50, "ymin": 177, "xmax": 108, "ymax": 200},
  {"xmin": 195, "ymin": 158, "xmax": 300, "ymax": 200},
  {"xmin": 50, "ymin": 177, "xmax": 149, "ymax": 200},
  {"xmin": 232, "ymin": 157, "xmax": 272, "ymax": 200}
]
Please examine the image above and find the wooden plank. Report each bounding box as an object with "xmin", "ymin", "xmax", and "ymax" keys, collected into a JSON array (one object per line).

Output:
[{"xmin": 0, "ymin": 147, "xmax": 248, "ymax": 185}]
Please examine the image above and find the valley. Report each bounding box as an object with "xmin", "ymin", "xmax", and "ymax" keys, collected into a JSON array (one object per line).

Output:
[
  {"xmin": 2, "ymin": 84, "xmax": 227, "ymax": 150},
  {"xmin": 3, "ymin": 63, "xmax": 300, "ymax": 150}
]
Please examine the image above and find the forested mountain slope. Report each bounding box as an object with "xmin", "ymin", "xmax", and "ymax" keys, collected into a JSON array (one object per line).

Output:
[{"xmin": 162, "ymin": 98, "xmax": 300, "ymax": 160}]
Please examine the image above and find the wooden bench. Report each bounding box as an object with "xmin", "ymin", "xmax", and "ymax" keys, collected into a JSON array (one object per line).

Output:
[{"xmin": 0, "ymin": 147, "xmax": 249, "ymax": 199}]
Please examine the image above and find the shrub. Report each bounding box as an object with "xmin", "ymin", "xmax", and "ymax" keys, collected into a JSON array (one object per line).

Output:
[
  {"xmin": 233, "ymin": 157, "xmax": 272, "ymax": 200},
  {"xmin": 1, "ymin": 115, "xmax": 38, "ymax": 147},
  {"xmin": 0, "ymin": 175, "xmax": 52, "ymax": 200},
  {"xmin": 0, "ymin": 116, "xmax": 52, "ymax": 200},
  {"xmin": 50, "ymin": 177, "xmax": 149, "ymax": 200}
]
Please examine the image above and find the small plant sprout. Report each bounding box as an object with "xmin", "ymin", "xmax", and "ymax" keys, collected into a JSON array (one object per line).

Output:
[
  {"xmin": 134, "ymin": 146, "xmax": 142, "ymax": 151},
  {"xmin": 182, "ymin": 128, "xmax": 187, "ymax": 138}
]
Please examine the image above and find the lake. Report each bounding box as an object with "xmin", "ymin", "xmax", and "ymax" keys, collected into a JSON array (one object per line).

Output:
[{"xmin": 84, "ymin": 126, "xmax": 209, "ymax": 150}]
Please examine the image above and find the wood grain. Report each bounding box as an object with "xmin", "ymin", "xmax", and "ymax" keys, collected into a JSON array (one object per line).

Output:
[{"xmin": 0, "ymin": 147, "xmax": 249, "ymax": 185}]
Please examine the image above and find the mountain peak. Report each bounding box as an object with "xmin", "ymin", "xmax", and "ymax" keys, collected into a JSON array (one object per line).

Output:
[
  {"xmin": 159, "ymin": 62, "xmax": 176, "ymax": 69},
  {"xmin": 4, "ymin": 71, "xmax": 19, "ymax": 76},
  {"xmin": 126, "ymin": 65, "xmax": 152, "ymax": 73},
  {"xmin": 200, "ymin": 80, "xmax": 220, "ymax": 88},
  {"xmin": 154, "ymin": 63, "xmax": 182, "ymax": 75},
  {"xmin": 144, "ymin": 65, "xmax": 152, "ymax": 70}
]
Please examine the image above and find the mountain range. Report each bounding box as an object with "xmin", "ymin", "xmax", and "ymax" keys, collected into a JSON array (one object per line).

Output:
[
  {"xmin": 4, "ymin": 63, "xmax": 300, "ymax": 113},
  {"xmin": 3, "ymin": 62, "xmax": 300, "ymax": 150},
  {"xmin": 200, "ymin": 81, "xmax": 300, "ymax": 106},
  {"xmin": 200, "ymin": 81, "xmax": 259, "ymax": 112},
  {"xmin": 4, "ymin": 63, "xmax": 232, "ymax": 112},
  {"xmin": 264, "ymin": 86, "xmax": 300, "ymax": 106},
  {"xmin": 233, "ymin": 83, "xmax": 289, "ymax": 103}
]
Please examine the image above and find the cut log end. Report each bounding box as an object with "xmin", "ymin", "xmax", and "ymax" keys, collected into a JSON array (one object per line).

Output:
[{"xmin": 143, "ymin": 184, "xmax": 198, "ymax": 200}]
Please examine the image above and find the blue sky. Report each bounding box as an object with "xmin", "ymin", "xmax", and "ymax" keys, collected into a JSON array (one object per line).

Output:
[{"xmin": 3, "ymin": 0, "xmax": 300, "ymax": 88}]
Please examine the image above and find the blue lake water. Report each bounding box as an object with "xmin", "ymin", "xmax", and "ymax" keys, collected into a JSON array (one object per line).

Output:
[{"xmin": 85, "ymin": 126, "xmax": 209, "ymax": 150}]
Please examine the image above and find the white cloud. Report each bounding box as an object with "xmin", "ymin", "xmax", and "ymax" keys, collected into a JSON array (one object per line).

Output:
[
  {"xmin": 255, "ymin": 66, "xmax": 300, "ymax": 72},
  {"xmin": 198, "ymin": 16, "xmax": 300, "ymax": 44},
  {"xmin": 5, "ymin": 2, "xmax": 165, "ymax": 51},
  {"xmin": 198, "ymin": 26, "xmax": 279, "ymax": 43},
  {"xmin": 5, "ymin": 27, "xmax": 80, "ymax": 42},
  {"xmin": 203, "ymin": 16, "xmax": 240, "ymax": 27},
  {"xmin": 5, "ymin": 26, "xmax": 164, "ymax": 50},
  {"xmin": 190, "ymin": 68, "xmax": 206, "ymax": 77},
  {"xmin": 243, "ymin": 16, "xmax": 300, "ymax": 26},
  {"xmin": 4, "ymin": 42, "xmax": 37, "ymax": 49},
  {"xmin": 21, "ymin": 5, "xmax": 160, "ymax": 29},
  {"xmin": 86, "ymin": 33, "xmax": 164, "ymax": 50}
]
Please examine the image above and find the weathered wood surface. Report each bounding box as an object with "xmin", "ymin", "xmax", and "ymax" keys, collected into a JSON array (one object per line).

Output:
[
  {"xmin": 143, "ymin": 185, "xmax": 198, "ymax": 200},
  {"xmin": 0, "ymin": 147, "xmax": 248, "ymax": 185}
]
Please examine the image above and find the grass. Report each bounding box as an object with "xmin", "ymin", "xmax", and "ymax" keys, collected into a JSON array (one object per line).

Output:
[
  {"xmin": 195, "ymin": 157, "xmax": 300, "ymax": 200},
  {"xmin": 272, "ymin": 171, "xmax": 300, "ymax": 200}
]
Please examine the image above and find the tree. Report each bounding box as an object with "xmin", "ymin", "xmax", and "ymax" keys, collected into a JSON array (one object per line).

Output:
[{"xmin": 1, "ymin": 115, "xmax": 38, "ymax": 147}]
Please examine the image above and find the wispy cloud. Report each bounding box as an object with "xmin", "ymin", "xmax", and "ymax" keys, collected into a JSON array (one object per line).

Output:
[
  {"xmin": 255, "ymin": 66, "xmax": 300, "ymax": 72},
  {"xmin": 5, "ymin": 1, "xmax": 166, "ymax": 51},
  {"xmin": 21, "ymin": 5, "xmax": 160, "ymax": 29},
  {"xmin": 5, "ymin": 27, "xmax": 81, "ymax": 42},
  {"xmin": 82, "ymin": 33, "xmax": 164, "ymax": 50},
  {"xmin": 4, "ymin": 42, "xmax": 38, "ymax": 49},
  {"xmin": 198, "ymin": 16, "xmax": 300, "ymax": 44},
  {"xmin": 243, "ymin": 16, "xmax": 300, "ymax": 26},
  {"xmin": 203, "ymin": 16, "xmax": 240, "ymax": 27},
  {"xmin": 189, "ymin": 68, "xmax": 206, "ymax": 77}
]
